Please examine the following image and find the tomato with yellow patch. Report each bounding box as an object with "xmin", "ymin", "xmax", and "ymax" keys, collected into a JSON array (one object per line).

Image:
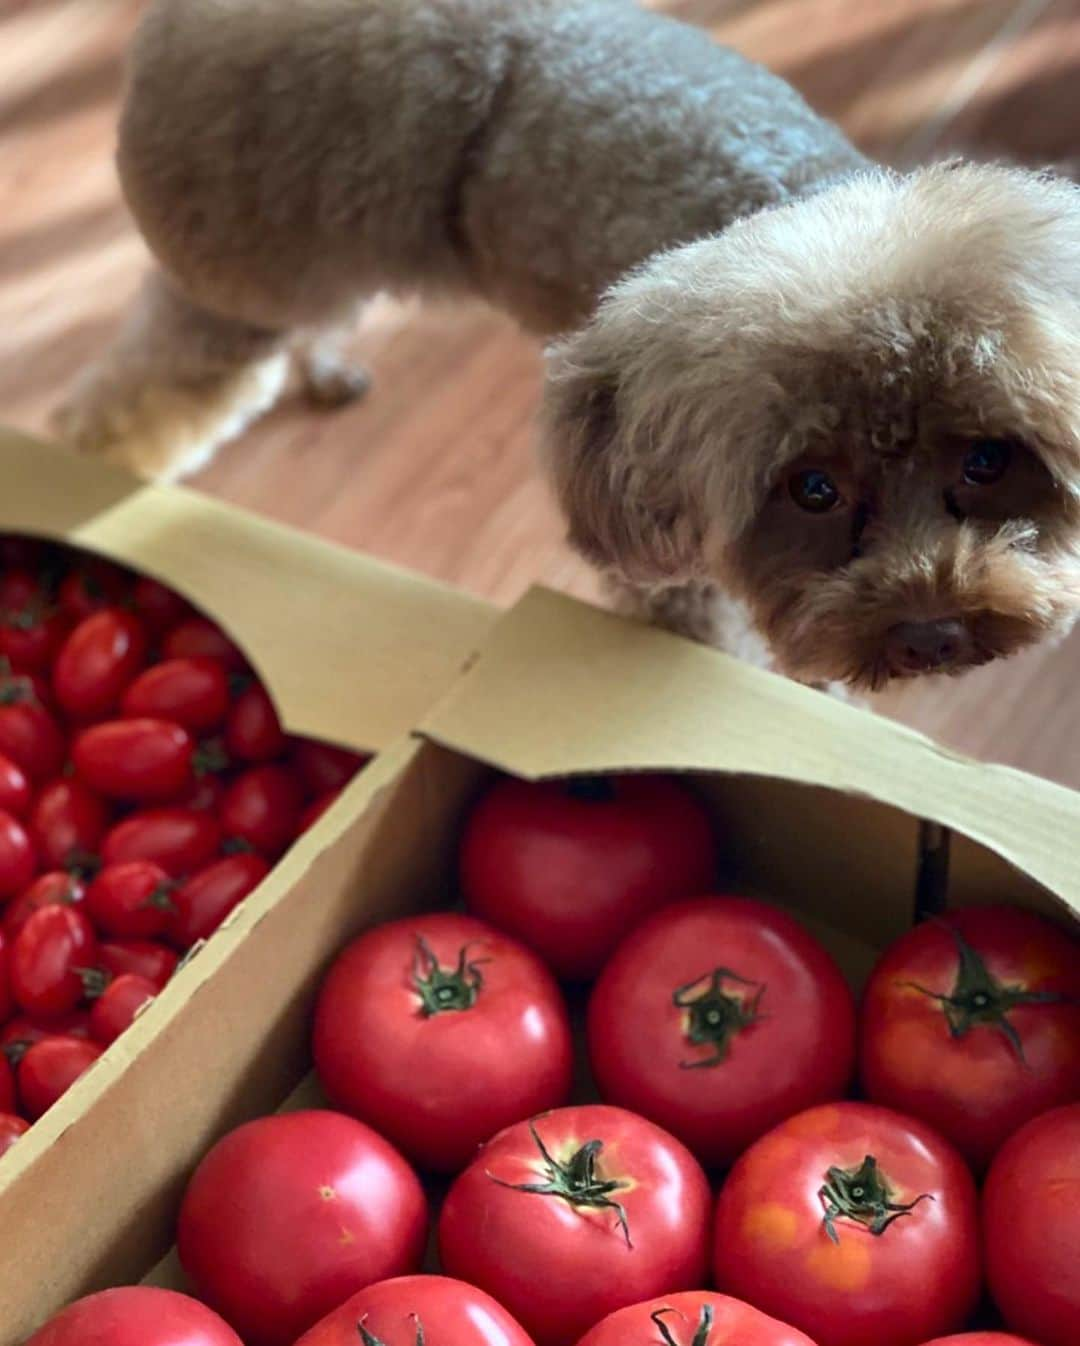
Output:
[{"xmin": 712, "ymin": 1102, "xmax": 980, "ymax": 1346}]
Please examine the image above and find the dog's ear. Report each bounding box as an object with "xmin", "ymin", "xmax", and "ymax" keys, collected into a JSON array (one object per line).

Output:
[{"xmin": 539, "ymin": 346, "xmax": 706, "ymax": 584}]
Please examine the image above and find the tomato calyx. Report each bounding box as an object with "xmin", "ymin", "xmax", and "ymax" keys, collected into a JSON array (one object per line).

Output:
[
  {"xmin": 651, "ymin": 1305, "xmax": 715, "ymax": 1346},
  {"xmin": 907, "ymin": 923, "xmax": 1073, "ymax": 1063},
  {"xmin": 565, "ymin": 775, "xmax": 617, "ymax": 802},
  {"xmin": 487, "ymin": 1119, "xmax": 633, "ymax": 1247},
  {"xmin": 193, "ymin": 738, "xmax": 230, "ymax": 777},
  {"xmin": 818, "ymin": 1154, "xmax": 932, "ymax": 1244},
  {"xmin": 673, "ymin": 966, "xmax": 765, "ymax": 1068},
  {"xmin": 411, "ymin": 936, "xmax": 490, "ymax": 1016},
  {"xmin": 63, "ymin": 848, "xmax": 101, "ymax": 880},
  {"xmin": 1, "ymin": 1037, "xmax": 31, "ymax": 1068},
  {"xmin": 77, "ymin": 966, "xmax": 111, "ymax": 1000},
  {"xmin": 358, "ymin": 1314, "xmax": 425, "ymax": 1346}
]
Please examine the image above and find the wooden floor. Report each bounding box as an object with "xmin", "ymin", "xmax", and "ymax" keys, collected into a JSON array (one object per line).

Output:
[{"xmin": 3, "ymin": 0, "xmax": 1080, "ymax": 787}]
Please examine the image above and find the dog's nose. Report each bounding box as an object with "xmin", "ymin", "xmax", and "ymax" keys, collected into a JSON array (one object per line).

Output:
[{"xmin": 885, "ymin": 619, "xmax": 973, "ymax": 675}]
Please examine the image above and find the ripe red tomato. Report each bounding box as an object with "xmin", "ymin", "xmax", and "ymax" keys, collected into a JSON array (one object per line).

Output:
[
  {"xmin": 175, "ymin": 772, "xmax": 227, "ymax": 813},
  {"xmin": 89, "ymin": 973, "xmax": 157, "ymax": 1045},
  {"xmin": 11, "ymin": 906, "xmax": 97, "ymax": 1018},
  {"xmin": 0, "ymin": 928, "xmax": 11, "ymax": 1020},
  {"xmin": 0, "ymin": 600, "xmax": 68, "ymax": 672},
  {"xmin": 860, "ymin": 904, "xmax": 1080, "ymax": 1171},
  {"xmin": 0, "ymin": 750, "xmax": 31, "ymax": 818},
  {"xmin": 226, "ymin": 682, "xmax": 285, "ymax": 762},
  {"xmin": 178, "ymin": 1109, "xmax": 428, "ymax": 1346},
  {"xmin": 0, "ymin": 1010, "xmax": 91, "ymax": 1068},
  {"xmin": 983, "ymin": 1103, "xmax": 1080, "ymax": 1346},
  {"xmin": 299, "ymin": 788, "xmax": 342, "ymax": 833},
  {"xmin": 439, "ymin": 1104, "xmax": 712, "ymax": 1346},
  {"xmin": 0, "ymin": 567, "xmax": 40, "ymax": 611},
  {"xmin": 167, "ymin": 852, "xmax": 271, "ymax": 948},
  {"xmin": 30, "ymin": 778, "xmax": 110, "ymax": 871},
  {"xmin": 0, "ymin": 1052, "xmax": 14, "ymax": 1112},
  {"xmin": 53, "ymin": 608, "xmax": 148, "ymax": 719},
  {"xmin": 575, "ymin": 1291, "xmax": 819, "ymax": 1346},
  {"xmin": 58, "ymin": 563, "xmax": 129, "ymax": 622},
  {"xmin": 712, "ymin": 1102, "xmax": 980, "ymax": 1346},
  {"xmin": 86, "ymin": 861, "xmax": 175, "ymax": 938},
  {"xmin": 917, "ymin": 1337, "xmax": 1041, "ymax": 1345},
  {"xmin": 0, "ymin": 696, "xmax": 66, "ymax": 782},
  {"xmin": 0, "ymin": 1112, "xmax": 29, "ymax": 1157},
  {"xmin": 96, "ymin": 938, "xmax": 178, "ymax": 989},
  {"xmin": 587, "ymin": 896, "xmax": 857, "ymax": 1167},
  {"xmin": 24, "ymin": 1286, "xmax": 243, "ymax": 1346},
  {"xmin": 73, "ymin": 718, "xmax": 194, "ymax": 801},
  {"xmin": 4, "ymin": 871, "xmax": 86, "ymax": 939},
  {"xmin": 101, "ymin": 806, "xmax": 222, "ymax": 876},
  {"xmin": 219, "ymin": 764, "xmax": 303, "ymax": 856},
  {"xmin": 122, "ymin": 656, "xmax": 230, "ymax": 731},
  {"xmin": 460, "ymin": 774, "xmax": 718, "ymax": 981},
  {"xmin": 294, "ymin": 1275, "xmax": 535, "ymax": 1346},
  {"xmin": 292, "ymin": 740, "xmax": 367, "ymax": 795},
  {"xmin": 18, "ymin": 1034, "xmax": 102, "ymax": 1118},
  {"xmin": 133, "ymin": 576, "xmax": 195, "ymax": 634},
  {"xmin": 162, "ymin": 617, "xmax": 247, "ymax": 673},
  {"xmin": 0, "ymin": 807, "xmax": 36, "ymax": 899},
  {"xmin": 314, "ymin": 912, "xmax": 574, "ymax": 1172}
]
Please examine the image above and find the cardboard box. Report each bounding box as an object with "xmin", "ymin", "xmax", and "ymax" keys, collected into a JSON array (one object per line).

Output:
[{"xmin": 3, "ymin": 435, "xmax": 1078, "ymax": 1342}]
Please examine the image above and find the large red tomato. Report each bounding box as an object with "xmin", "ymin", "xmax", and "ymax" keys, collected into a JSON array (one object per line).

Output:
[
  {"xmin": 73, "ymin": 719, "xmax": 194, "ymax": 801},
  {"xmin": 122, "ymin": 657, "xmax": 230, "ymax": 731},
  {"xmin": 53, "ymin": 608, "xmax": 147, "ymax": 719},
  {"xmin": 314, "ymin": 912, "xmax": 574, "ymax": 1172},
  {"xmin": 438, "ymin": 1104, "xmax": 712, "ymax": 1346},
  {"xmin": 588, "ymin": 897, "xmax": 856, "ymax": 1167},
  {"xmin": 30, "ymin": 778, "xmax": 110, "ymax": 871},
  {"xmin": 712, "ymin": 1102, "xmax": 980, "ymax": 1346},
  {"xmin": 293, "ymin": 1275, "xmax": 535, "ymax": 1346},
  {"xmin": 860, "ymin": 904, "xmax": 1080, "ymax": 1170},
  {"xmin": 24, "ymin": 1286, "xmax": 243, "ymax": 1346},
  {"xmin": 983, "ymin": 1103, "xmax": 1080, "ymax": 1346},
  {"xmin": 575, "ymin": 1291, "xmax": 819, "ymax": 1346},
  {"xmin": 101, "ymin": 806, "xmax": 222, "ymax": 876},
  {"xmin": 178, "ymin": 1110, "xmax": 428, "ymax": 1346},
  {"xmin": 460, "ymin": 774, "xmax": 718, "ymax": 981}
]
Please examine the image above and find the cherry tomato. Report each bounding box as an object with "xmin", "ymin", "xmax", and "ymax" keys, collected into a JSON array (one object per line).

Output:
[
  {"xmin": 712, "ymin": 1102, "xmax": 980, "ymax": 1346},
  {"xmin": 314, "ymin": 913, "xmax": 574, "ymax": 1173},
  {"xmin": 0, "ymin": 600, "xmax": 68, "ymax": 672},
  {"xmin": 219, "ymin": 765, "xmax": 303, "ymax": 856},
  {"xmin": 0, "ymin": 928, "xmax": 10, "ymax": 1020},
  {"xmin": 58, "ymin": 562, "xmax": 129, "ymax": 622},
  {"xmin": 89, "ymin": 973, "xmax": 157, "ymax": 1045},
  {"xmin": 0, "ymin": 1010, "xmax": 91, "ymax": 1065},
  {"xmin": 294, "ymin": 1275, "xmax": 535, "ymax": 1346},
  {"xmin": 102, "ymin": 806, "xmax": 222, "ymax": 877},
  {"xmin": 96, "ymin": 938, "xmax": 178, "ymax": 989},
  {"xmin": 24, "ymin": 1286, "xmax": 242, "ymax": 1346},
  {"xmin": 0, "ymin": 750, "xmax": 32, "ymax": 818},
  {"xmin": 18, "ymin": 1035, "xmax": 102, "ymax": 1118},
  {"xmin": 178, "ymin": 1109, "xmax": 428, "ymax": 1346},
  {"xmin": 86, "ymin": 861, "xmax": 176, "ymax": 939},
  {"xmin": 299, "ymin": 789, "xmax": 342, "ymax": 833},
  {"xmin": 292, "ymin": 739, "xmax": 367, "ymax": 795},
  {"xmin": 0, "ymin": 568, "xmax": 40, "ymax": 611},
  {"xmin": 439, "ymin": 1104, "xmax": 712, "ymax": 1346},
  {"xmin": 122, "ymin": 657, "xmax": 230, "ymax": 731},
  {"xmin": 11, "ymin": 906, "xmax": 97, "ymax": 1018},
  {"xmin": 168, "ymin": 852, "xmax": 270, "ymax": 948},
  {"xmin": 460, "ymin": 774, "xmax": 719, "ymax": 981},
  {"xmin": 74, "ymin": 718, "xmax": 194, "ymax": 801},
  {"xmin": 0, "ymin": 808, "xmax": 36, "ymax": 899},
  {"xmin": 226, "ymin": 681, "xmax": 285, "ymax": 762},
  {"xmin": 0, "ymin": 696, "xmax": 66, "ymax": 783},
  {"xmin": 588, "ymin": 896, "xmax": 857, "ymax": 1168},
  {"xmin": 575, "ymin": 1291, "xmax": 819, "ymax": 1346},
  {"xmin": 133, "ymin": 576, "xmax": 195, "ymax": 635},
  {"xmin": 0, "ymin": 1052, "xmax": 14, "ymax": 1112},
  {"xmin": 0, "ymin": 1112, "xmax": 29, "ymax": 1157},
  {"xmin": 983, "ymin": 1103, "xmax": 1080, "ymax": 1346},
  {"xmin": 162, "ymin": 617, "xmax": 247, "ymax": 673},
  {"xmin": 53, "ymin": 608, "xmax": 148, "ymax": 719},
  {"xmin": 4, "ymin": 871, "xmax": 86, "ymax": 939},
  {"xmin": 30, "ymin": 778, "xmax": 110, "ymax": 871},
  {"xmin": 860, "ymin": 904, "xmax": 1080, "ymax": 1171}
]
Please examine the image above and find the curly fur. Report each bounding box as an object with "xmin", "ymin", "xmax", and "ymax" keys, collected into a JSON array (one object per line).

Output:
[{"xmin": 53, "ymin": 0, "xmax": 1080, "ymax": 687}]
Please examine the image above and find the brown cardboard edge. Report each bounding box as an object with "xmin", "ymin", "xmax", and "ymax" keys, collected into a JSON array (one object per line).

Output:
[{"xmin": 0, "ymin": 428, "xmax": 497, "ymax": 752}]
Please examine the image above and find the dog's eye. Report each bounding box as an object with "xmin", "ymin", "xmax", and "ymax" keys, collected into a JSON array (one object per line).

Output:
[
  {"xmin": 962, "ymin": 438, "xmax": 1012, "ymax": 486},
  {"xmin": 789, "ymin": 468, "xmax": 841, "ymax": 514}
]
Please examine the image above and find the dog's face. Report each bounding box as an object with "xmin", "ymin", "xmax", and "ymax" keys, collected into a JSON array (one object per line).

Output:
[{"xmin": 542, "ymin": 162, "xmax": 1080, "ymax": 687}]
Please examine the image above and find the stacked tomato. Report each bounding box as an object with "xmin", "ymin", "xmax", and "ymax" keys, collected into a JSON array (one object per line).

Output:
[
  {"xmin": 25, "ymin": 772, "xmax": 1080, "ymax": 1346},
  {"xmin": 0, "ymin": 536, "xmax": 366, "ymax": 1148}
]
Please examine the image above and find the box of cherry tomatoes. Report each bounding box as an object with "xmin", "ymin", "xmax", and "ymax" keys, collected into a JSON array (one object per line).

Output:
[
  {"xmin": 6, "ymin": 443, "xmax": 1080, "ymax": 1346},
  {"xmin": 0, "ymin": 429, "xmax": 495, "ymax": 1339}
]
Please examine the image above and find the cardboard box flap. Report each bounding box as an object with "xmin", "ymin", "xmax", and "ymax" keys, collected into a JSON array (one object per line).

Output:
[
  {"xmin": 0, "ymin": 429, "xmax": 496, "ymax": 752},
  {"xmin": 421, "ymin": 586, "xmax": 1080, "ymax": 916}
]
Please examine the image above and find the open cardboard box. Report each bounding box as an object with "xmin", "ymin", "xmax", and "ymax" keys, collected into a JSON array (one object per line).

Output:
[
  {"xmin": 0, "ymin": 429, "xmax": 496, "ymax": 1340},
  {"xmin": 6, "ymin": 568, "xmax": 1080, "ymax": 1341}
]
